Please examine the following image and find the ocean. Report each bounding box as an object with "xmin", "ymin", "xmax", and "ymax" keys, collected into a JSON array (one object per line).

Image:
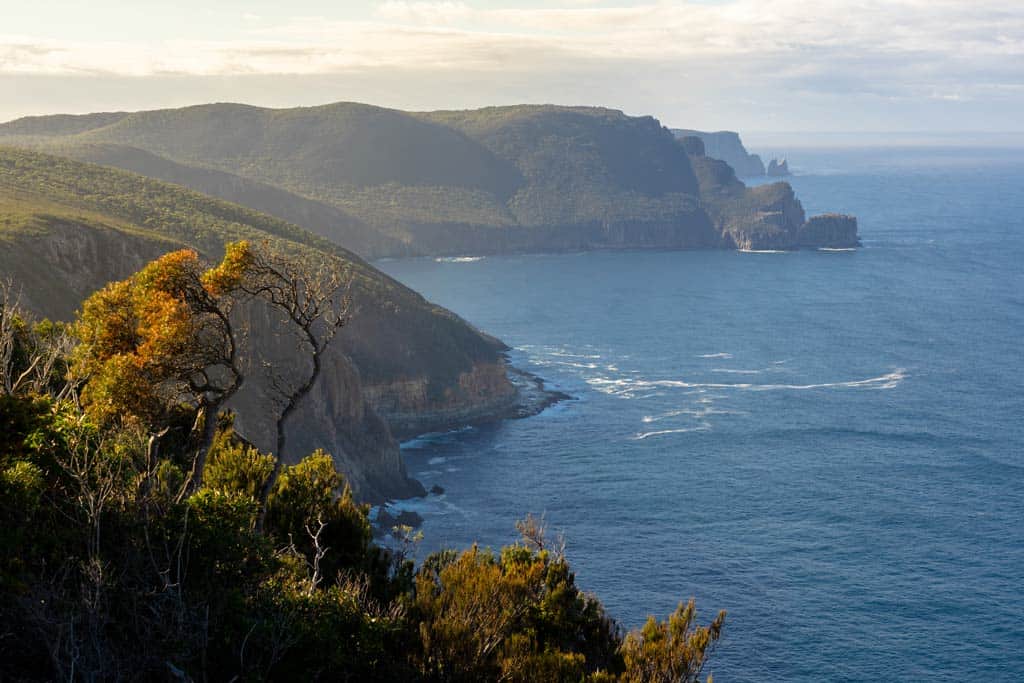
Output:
[{"xmin": 376, "ymin": 147, "xmax": 1024, "ymax": 681}]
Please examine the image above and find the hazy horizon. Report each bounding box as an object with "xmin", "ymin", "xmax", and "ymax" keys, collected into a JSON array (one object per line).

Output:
[{"xmin": 4, "ymin": 1, "xmax": 1024, "ymax": 138}]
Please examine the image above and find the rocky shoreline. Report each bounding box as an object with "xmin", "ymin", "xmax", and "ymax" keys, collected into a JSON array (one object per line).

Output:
[
  {"xmin": 373, "ymin": 361, "xmax": 571, "ymax": 535},
  {"xmin": 504, "ymin": 364, "xmax": 573, "ymax": 419}
]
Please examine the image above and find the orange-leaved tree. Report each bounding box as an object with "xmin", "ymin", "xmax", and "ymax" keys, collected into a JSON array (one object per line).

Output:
[{"xmin": 72, "ymin": 242, "xmax": 255, "ymax": 488}]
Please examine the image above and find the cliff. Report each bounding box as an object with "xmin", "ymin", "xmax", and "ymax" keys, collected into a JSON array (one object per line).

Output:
[
  {"xmin": 1, "ymin": 103, "xmax": 852, "ymax": 256},
  {"xmin": 672, "ymin": 129, "xmax": 766, "ymax": 177},
  {"xmin": 0, "ymin": 147, "xmax": 522, "ymax": 501},
  {"xmin": 797, "ymin": 213, "xmax": 859, "ymax": 248},
  {"xmin": 688, "ymin": 150, "xmax": 856, "ymax": 250},
  {"xmin": 767, "ymin": 158, "xmax": 791, "ymax": 177}
]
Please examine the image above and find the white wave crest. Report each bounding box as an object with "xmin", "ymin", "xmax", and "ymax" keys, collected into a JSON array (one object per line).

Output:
[
  {"xmin": 544, "ymin": 350, "xmax": 603, "ymax": 359},
  {"xmin": 656, "ymin": 370, "xmax": 905, "ymax": 392},
  {"xmin": 712, "ymin": 368, "xmax": 763, "ymax": 375},
  {"xmin": 632, "ymin": 425, "xmax": 711, "ymax": 440},
  {"xmin": 641, "ymin": 407, "xmax": 741, "ymax": 423},
  {"xmin": 548, "ymin": 360, "xmax": 599, "ymax": 369},
  {"xmin": 588, "ymin": 369, "xmax": 906, "ymax": 396},
  {"xmin": 738, "ymin": 249, "xmax": 790, "ymax": 254},
  {"xmin": 435, "ymin": 256, "xmax": 485, "ymax": 263},
  {"xmin": 818, "ymin": 247, "xmax": 857, "ymax": 252},
  {"xmin": 698, "ymin": 352, "xmax": 733, "ymax": 359}
]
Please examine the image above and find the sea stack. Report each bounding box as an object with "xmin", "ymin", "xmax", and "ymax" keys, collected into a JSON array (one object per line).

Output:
[{"xmin": 767, "ymin": 158, "xmax": 791, "ymax": 176}]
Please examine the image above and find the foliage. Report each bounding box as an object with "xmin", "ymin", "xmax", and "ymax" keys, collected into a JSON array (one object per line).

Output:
[
  {"xmin": 71, "ymin": 245, "xmax": 247, "ymax": 428},
  {"xmin": 204, "ymin": 417, "xmax": 275, "ymax": 498},
  {"xmin": 0, "ymin": 250, "xmax": 726, "ymax": 681},
  {"xmin": 620, "ymin": 600, "xmax": 726, "ymax": 683}
]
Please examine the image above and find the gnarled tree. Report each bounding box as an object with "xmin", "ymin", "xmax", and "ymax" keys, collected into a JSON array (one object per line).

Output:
[
  {"xmin": 240, "ymin": 246, "xmax": 352, "ymax": 528},
  {"xmin": 72, "ymin": 242, "xmax": 255, "ymax": 488}
]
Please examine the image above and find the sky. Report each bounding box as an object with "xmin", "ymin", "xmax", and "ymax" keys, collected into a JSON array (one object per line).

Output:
[{"xmin": 2, "ymin": 1, "xmax": 1023, "ymax": 138}]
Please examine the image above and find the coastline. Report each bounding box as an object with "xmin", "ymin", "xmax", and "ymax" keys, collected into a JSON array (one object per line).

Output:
[
  {"xmin": 503, "ymin": 363, "xmax": 573, "ymax": 420},
  {"xmin": 373, "ymin": 360, "xmax": 571, "ymax": 533}
]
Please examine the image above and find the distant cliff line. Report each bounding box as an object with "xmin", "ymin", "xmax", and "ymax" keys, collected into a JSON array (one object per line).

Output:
[{"xmin": 672, "ymin": 128, "xmax": 793, "ymax": 180}]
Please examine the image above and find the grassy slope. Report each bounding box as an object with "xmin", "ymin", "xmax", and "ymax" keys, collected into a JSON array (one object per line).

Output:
[{"xmin": 0, "ymin": 146, "xmax": 503, "ymax": 383}]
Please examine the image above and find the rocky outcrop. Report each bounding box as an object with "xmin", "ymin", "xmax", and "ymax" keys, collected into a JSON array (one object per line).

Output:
[
  {"xmin": 767, "ymin": 158, "xmax": 791, "ymax": 177},
  {"xmin": 688, "ymin": 152, "xmax": 858, "ymax": 250},
  {"xmin": 361, "ymin": 360, "xmax": 518, "ymax": 439},
  {"xmin": 797, "ymin": 214, "xmax": 859, "ymax": 248},
  {"xmin": 673, "ymin": 129, "xmax": 766, "ymax": 177},
  {"xmin": 0, "ymin": 215, "xmax": 178, "ymax": 320},
  {"xmin": 720, "ymin": 183, "xmax": 807, "ymax": 250},
  {"xmin": 678, "ymin": 135, "xmax": 706, "ymax": 157}
]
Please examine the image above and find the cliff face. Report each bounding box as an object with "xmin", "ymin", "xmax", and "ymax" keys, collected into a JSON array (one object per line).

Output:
[
  {"xmin": 689, "ymin": 152, "xmax": 856, "ymax": 250},
  {"xmin": 361, "ymin": 361, "xmax": 517, "ymax": 439},
  {"xmin": 0, "ymin": 213, "xmax": 178, "ymax": 320},
  {"xmin": 673, "ymin": 129, "xmax": 766, "ymax": 177},
  {"xmin": 720, "ymin": 184, "xmax": 807, "ymax": 250},
  {"xmin": 229, "ymin": 303, "xmax": 426, "ymax": 502},
  {"xmin": 797, "ymin": 214, "xmax": 859, "ymax": 248}
]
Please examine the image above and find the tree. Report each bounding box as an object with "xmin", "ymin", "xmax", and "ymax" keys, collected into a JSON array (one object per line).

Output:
[
  {"xmin": 3, "ymin": 243, "xmax": 733, "ymax": 682},
  {"xmin": 239, "ymin": 246, "xmax": 352, "ymax": 528},
  {"xmin": 619, "ymin": 600, "xmax": 726, "ymax": 683},
  {"xmin": 71, "ymin": 240, "xmax": 352, "ymax": 505},
  {"xmin": 72, "ymin": 243, "xmax": 255, "ymax": 489},
  {"xmin": 0, "ymin": 281, "xmax": 74, "ymax": 399}
]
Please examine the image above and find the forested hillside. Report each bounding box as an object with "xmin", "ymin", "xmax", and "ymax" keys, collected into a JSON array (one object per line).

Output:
[{"xmin": 1, "ymin": 102, "xmax": 857, "ymax": 256}]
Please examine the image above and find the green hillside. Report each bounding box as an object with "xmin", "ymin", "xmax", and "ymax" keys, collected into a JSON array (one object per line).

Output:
[
  {"xmin": 42, "ymin": 141, "xmax": 411, "ymax": 259},
  {"xmin": 0, "ymin": 146, "xmax": 503, "ymax": 385},
  {"xmin": 74, "ymin": 102, "xmax": 524, "ymax": 198},
  {"xmin": 0, "ymin": 102, "xmax": 848, "ymax": 254}
]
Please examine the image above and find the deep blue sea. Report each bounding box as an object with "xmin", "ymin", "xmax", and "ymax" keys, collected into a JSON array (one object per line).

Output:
[{"xmin": 376, "ymin": 147, "xmax": 1024, "ymax": 681}]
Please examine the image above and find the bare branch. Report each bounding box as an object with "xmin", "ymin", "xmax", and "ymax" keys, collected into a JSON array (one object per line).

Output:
[{"xmin": 245, "ymin": 246, "xmax": 353, "ymax": 531}]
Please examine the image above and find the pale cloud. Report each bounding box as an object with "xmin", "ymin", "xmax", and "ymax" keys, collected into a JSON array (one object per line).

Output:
[
  {"xmin": 1, "ymin": 1, "xmax": 1022, "ymax": 132},
  {"xmin": 3, "ymin": 1, "xmax": 1022, "ymax": 75}
]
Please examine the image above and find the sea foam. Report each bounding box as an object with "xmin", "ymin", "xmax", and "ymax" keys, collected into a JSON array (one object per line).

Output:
[{"xmin": 435, "ymin": 256, "xmax": 485, "ymax": 263}]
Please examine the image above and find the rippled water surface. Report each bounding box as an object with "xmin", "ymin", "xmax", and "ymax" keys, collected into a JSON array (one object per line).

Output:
[{"xmin": 377, "ymin": 148, "xmax": 1024, "ymax": 681}]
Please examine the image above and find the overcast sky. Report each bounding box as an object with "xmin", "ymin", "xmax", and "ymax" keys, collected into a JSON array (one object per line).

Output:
[{"xmin": 3, "ymin": 0, "xmax": 1023, "ymax": 138}]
